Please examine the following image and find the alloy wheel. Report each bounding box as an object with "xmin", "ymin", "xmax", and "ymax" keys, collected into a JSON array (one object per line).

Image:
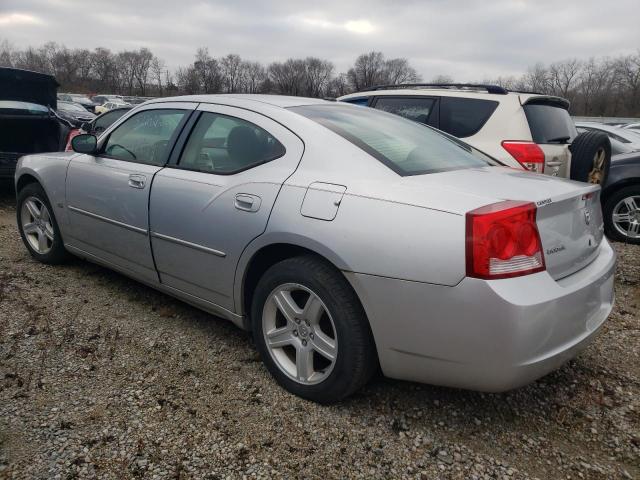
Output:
[
  {"xmin": 612, "ymin": 194, "xmax": 640, "ymax": 239},
  {"xmin": 21, "ymin": 196, "xmax": 55, "ymax": 254},
  {"xmin": 262, "ymin": 283, "xmax": 338, "ymax": 385}
]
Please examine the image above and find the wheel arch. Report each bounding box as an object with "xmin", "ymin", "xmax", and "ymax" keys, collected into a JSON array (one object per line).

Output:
[
  {"xmin": 602, "ymin": 178, "xmax": 640, "ymax": 204},
  {"xmin": 16, "ymin": 172, "xmax": 41, "ymax": 192},
  {"xmin": 234, "ymin": 233, "xmax": 353, "ymax": 320}
]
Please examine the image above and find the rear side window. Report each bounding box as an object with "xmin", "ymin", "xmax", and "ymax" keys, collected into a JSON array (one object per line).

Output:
[
  {"xmin": 342, "ymin": 97, "xmax": 370, "ymax": 106},
  {"xmin": 523, "ymin": 103, "xmax": 577, "ymax": 144},
  {"xmin": 291, "ymin": 104, "xmax": 496, "ymax": 177},
  {"xmin": 178, "ymin": 112, "xmax": 285, "ymax": 174},
  {"xmin": 373, "ymin": 97, "xmax": 435, "ymax": 124},
  {"xmin": 439, "ymin": 97, "xmax": 498, "ymax": 138}
]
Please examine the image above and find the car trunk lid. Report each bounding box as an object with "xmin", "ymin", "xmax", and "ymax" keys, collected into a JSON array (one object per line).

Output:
[
  {"xmin": 0, "ymin": 67, "xmax": 59, "ymax": 109},
  {"xmin": 395, "ymin": 166, "xmax": 603, "ymax": 279}
]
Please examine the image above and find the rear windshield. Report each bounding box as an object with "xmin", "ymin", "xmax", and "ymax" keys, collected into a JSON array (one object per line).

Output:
[
  {"xmin": 523, "ymin": 103, "xmax": 577, "ymax": 144},
  {"xmin": 291, "ymin": 104, "xmax": 496, "ymax": 176}
]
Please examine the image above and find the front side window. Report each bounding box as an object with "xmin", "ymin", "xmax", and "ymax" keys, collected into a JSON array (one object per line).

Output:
[
  {"xmin": 178, "ymin": 112, "xmax": 285, "ymax": 174},
  {"xmin": 440, "ymin": 97, "xmax": 498, "ymax": 138},
  {"xmin": 291, "ymin": 104, "xmax": 496, "ymax": 176},
  {"xmin": 102, "ymin": 109, "xmax": 186, "ymax": 165},
  {"xmin": 373, "ymin": 97, "xmax": 435, "ymax": 124},
  {"xmin": 93, "ymin": 109, "xmax": 129, "ymax": 133}
]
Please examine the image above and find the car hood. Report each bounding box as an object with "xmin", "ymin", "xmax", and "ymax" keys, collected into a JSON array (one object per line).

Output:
[{"xmin": 0, "ymin": 67, "xmax": 59, "ymax": 109}]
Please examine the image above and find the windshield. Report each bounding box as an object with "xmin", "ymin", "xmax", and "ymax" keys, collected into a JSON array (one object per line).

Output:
[{"xmin": 291, "ymin": 104, "xmax": 496, "ymax": 176}]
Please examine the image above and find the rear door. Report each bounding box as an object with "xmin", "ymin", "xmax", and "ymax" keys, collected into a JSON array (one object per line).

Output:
[
  {"xmin": 65, "ymin": 102, "xmax": 195, "ymax": 283},
  {"xmin": 521, "ymin": 97, "xmax": 577, "ymax": 178},
  {"xmin": 149, "ymin": 103, "xmax": 304, "ymax": 311}
]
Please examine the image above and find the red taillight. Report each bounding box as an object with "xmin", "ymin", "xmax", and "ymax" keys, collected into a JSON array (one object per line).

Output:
[
  {"xmin": 65, "ymin": 128, "xmax": 81, "ymax": 152},
  {"xmin": 466, "ymin": 201, "xmax": 546, "ymax": 279},
  {"xmin": 501, "ymin": 141, "xmax": 545, "ymax": 173}
]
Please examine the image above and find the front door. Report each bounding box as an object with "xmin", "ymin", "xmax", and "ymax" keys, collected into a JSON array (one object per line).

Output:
[
  {"xmin": 65, "ymin": 103, "xmax": 195, "ymax": 283},
  {"xmin": 149, "ymin": 104, "xmax": 304, "ymax": 311}
]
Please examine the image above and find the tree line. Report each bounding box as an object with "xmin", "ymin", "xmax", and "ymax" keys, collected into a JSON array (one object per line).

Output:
[{"xmin": 1, "ymin": 39, "xmax": 639, "ymax": 116}]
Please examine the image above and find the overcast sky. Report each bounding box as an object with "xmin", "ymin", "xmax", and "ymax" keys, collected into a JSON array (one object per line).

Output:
[{"xmin": 1, "ymin": 0, "xmax": 639, "ymax": 80}]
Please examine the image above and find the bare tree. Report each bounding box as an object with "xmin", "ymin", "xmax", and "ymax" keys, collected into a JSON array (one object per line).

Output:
[
  {"xmin": 303, "ymin": 57, "xmax": 334, "ymax": 97},
  {"xmin": 431, "ymin": 74, "xmax": 454, "ymax": 84},
  {"xmin": 220, "ymin": 54, "xmax": 243, "ymax": 93},
  {"xmin": 549, "ymin": 58, "xmax": 581, "ymax": 100},
  {"xmin": 241, "ymin": 61, "xmax": 266, "ymax": 93},
  {"xmin": 193, "ymin": 47, "xmax": 221, "ymax": 93},
  {"xmin": 0, "ymin": 39, "xmax": 17, "ymax": 67},
  {"xmin": 150, "ymin": 57, "xmax": 165, "ymax": 96},
  {"xmin": 384, "ymin": 58, "xmax": 420, "ymax": 84},
  {"xmin": 347, "ymin": 51, "xmax": 387, "ymax": 90},
  {"xmin": 523, "ymin": 62, "xmax": 550, "ymax": 93},
  {"xmin": 268, "ymin": 58, "xmax": 306, "ymax": 95}
]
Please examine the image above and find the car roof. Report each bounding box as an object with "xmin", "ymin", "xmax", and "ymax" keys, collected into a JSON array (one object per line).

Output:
[
  {"xmin": 147, "ymin": 94, "xmax": 330, "ymax": 109},
  {"xmin": 337, "ymin": 88, "xmax": 566, "ymax": 107}
]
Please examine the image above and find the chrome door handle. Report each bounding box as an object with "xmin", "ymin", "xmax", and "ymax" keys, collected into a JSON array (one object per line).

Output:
[
  {"xmin": 234, "ymin": 193, "xmax": 261, "ymax": 212},
  {"xmin": 546, "ymin": 161, "xmax": 563, "ymax": 167},
  {"xmin": 128, "ymin": 174, "xmax": 146, "ymax": 189}
]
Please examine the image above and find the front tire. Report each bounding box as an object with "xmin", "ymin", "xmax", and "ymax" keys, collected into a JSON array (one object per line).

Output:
[
  {"xmin": 17, "ymin": 182, "xmax": 69, "ymax": 264},
  {"xmin": 603, "ymin": 185, "xmax": 640, "ymax": 244},
  {"xmin": 251, "ymin": 255, "xmax": 377, "ymax": 403}
]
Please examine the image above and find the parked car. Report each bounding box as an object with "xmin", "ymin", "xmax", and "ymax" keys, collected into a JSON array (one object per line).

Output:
[
  {"xmin": 15, "ymin": 95, "xmax": 615, "ymax": 403},
  {"xmin": 56, "ymin": 100, "xmax": 96, "ymax": 127},
  {"xmin": 338, "ymin": 83, "xmax": 611, "ymax": 185},
  {"xmin": 94, "ymin": 101, "xmax": 129, "ymax": 115},
  {"xmin": 0, "ymin": 67, "xmax": 74, "ymax": 179},
  {"xmin": 57, "ymin": 93, "xmax": 98, "ymax": 113},
  {"xmin": 91, "ymin": 94, "xmax": 126, "ymax": 106},
  {"xmin": 601, "ymin": 151, "xmax": 640, "ymax": 244},
  {"xmin": 80, "ymin": 106, "xmax": 133, "ymax": 135},
  {"xmin": 575, "ymin": 121, "xmax": 640, "ymax": 151}
]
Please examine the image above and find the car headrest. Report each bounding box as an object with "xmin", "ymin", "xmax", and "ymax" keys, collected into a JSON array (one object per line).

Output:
[{"xmin": 227, "ymin": 125, "xmax": 264, "ymax": 167}]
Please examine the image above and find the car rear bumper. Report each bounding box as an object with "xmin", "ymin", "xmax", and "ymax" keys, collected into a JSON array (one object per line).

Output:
[{"xmin": 345, "ymin": 239, "xmax": 616, "ymax": 392}]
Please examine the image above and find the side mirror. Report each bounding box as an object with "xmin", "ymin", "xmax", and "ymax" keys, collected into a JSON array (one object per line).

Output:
[{"xmin": 71, "ymin": 134, "xmax": 98, "ymax": 154}]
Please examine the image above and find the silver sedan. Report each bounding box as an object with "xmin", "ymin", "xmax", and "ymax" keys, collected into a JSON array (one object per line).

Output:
[{"xmin": 15, "ymin": 95, "xmax": 615, "ymax": 403}]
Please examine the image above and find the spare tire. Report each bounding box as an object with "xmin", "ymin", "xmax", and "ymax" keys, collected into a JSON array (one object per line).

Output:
[{"xmin": 569, "ymin": 131, "xmax": 611, "ymax": 185}]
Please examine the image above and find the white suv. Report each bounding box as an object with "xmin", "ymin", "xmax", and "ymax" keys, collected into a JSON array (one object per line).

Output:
[{"xmin": 338, "ymin": 84, "xmax": 610, "ymax": 184}]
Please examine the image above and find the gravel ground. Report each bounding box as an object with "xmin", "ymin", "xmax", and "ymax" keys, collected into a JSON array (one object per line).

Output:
[{"xmin": 0, "ymin": 183, "xmax": 638, "ymax": 480}]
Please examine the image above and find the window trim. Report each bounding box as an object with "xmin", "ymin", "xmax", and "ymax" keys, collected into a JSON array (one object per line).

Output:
[
  {"xmin": 370, "ymin": 95, "xmax": 440, "ymax": 128},
  {"xmin": 167, "ymin": 110, "xmax": 287, "ymax": 176},
  {"xmin": 96, "ymin": 108, "xmax": 193, "ymax": 167}
]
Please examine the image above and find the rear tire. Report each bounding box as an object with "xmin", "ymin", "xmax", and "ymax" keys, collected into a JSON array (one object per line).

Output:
[
  {"xmin": 603, "ymin": 185, "xmax": 640, "ymax": 244},
  {"xmin": 16, "ymin": 182, "xmax": 69, "ymax": 264},
  {"xmin": 569, "ymin": 131, "xmax": 611, "ymax": 185},
  {"xmin": 251, "ymin": 255, "xmax": 377, "ymax": 403}
]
